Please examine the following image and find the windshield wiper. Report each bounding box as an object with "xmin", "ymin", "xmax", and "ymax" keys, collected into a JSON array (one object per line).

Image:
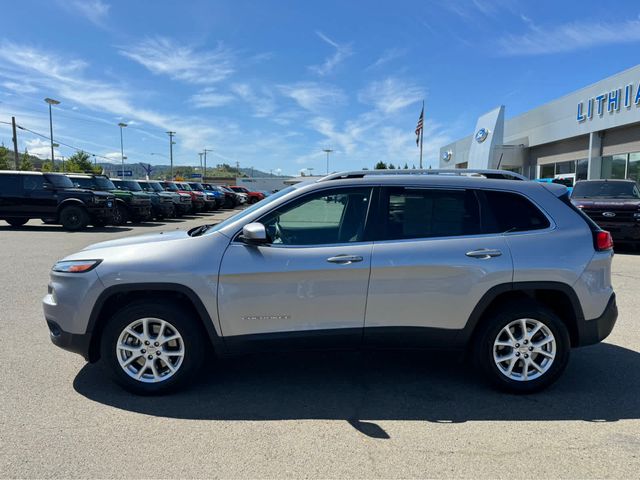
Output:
[{"xmin": 189, "ymin": 223, "xmax": 217, "ymax": 237}]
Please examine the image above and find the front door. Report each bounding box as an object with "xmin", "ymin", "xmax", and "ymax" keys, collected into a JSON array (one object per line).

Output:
[
  {"xmin": 21, "ymin": 175, "xmax": 56, "ymax": 217},
  {"xmin": 218, "ymin": 186, "xmax": 374, "ymax": 352}
]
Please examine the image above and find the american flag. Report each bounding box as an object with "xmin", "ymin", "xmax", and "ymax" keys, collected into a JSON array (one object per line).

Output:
[{"xmin": 415, "ymin": 106, "xmax": 424, "ymax": 146}]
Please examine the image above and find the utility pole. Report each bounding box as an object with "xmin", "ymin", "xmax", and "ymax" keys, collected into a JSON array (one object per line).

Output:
[
  {"xmin": 167, "ymin": 131, "xmax": 176, "ymax": 179},
  {"xmin": 11, "ymin": 117, "xmax": 19, "ymax": 169},
  {"xmin": 198, "ymin": 152, "xmax": 203, "ymax": 178},
  {"xmin": 203, "ymin": 148, "xmax": 212, "ymax": 181},
  {"xmin": 118, "ymin": 122, "xmax": 127, "ymax": 179},
  {"xmin": 44, "ymin": 98, "xmax": 60, "ymax": 170},
  {"xmin": 236, "ymin": 160, "xmax": 240, "ymax": 176},
  {"xmin": 323, "ymin": 148, "xmax": 334, "ymax": 175}
]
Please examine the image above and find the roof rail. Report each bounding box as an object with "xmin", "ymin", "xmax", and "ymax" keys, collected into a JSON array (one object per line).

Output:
[{"xmin": 318, "ymin": 169, "xmax": 528, "ymax": 182}]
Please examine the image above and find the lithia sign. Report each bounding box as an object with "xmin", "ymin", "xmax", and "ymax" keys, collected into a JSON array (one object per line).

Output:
[{"xmin": 577, "ymin": 84, "xmax": 640, "ymax": 122}]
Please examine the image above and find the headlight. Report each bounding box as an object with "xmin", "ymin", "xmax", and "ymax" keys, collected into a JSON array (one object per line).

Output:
[{"xmin": 52, "ymin": 260, "xmax": 102, "ymax": 273}]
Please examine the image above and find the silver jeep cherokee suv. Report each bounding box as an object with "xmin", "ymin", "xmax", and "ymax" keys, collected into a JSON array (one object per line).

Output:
[{"xmin": 43, "ymin": 170, "xmax": 618, "ymax": 395}]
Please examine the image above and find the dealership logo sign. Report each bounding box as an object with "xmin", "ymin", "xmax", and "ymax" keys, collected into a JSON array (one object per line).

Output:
[
  {"xmin": 442, "ymin": 150, "xmax": 452, "ymax": 162},
  {"xmin": 475, "ymin": 128, "xmax": 489, "ymax": 143},
  {"xmin": 577, "ymin": 83, "xmax": 640, "ymax": 122}
]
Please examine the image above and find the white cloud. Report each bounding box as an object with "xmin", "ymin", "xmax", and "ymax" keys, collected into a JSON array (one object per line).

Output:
[
  {"xmin": 63, "ymin": 0, "xmax": 110, "ymax": 26},
  {"xmin": 24, "ymin": 138, "xmax": 59, "ymax": 159},
  {"xmin": 190, "ymin": 88, "xmax": 235, "ymax": 108},
  {"xmin": 120, "ymin": 37, "xmax": 234, "ymax": 84},
  {"xmin": 366, "ymin": 48, "xmax": 406, "ymax": 70},
  {"xmin": 230, "ymin": 83, "xmax": 276, "ymax": 117},
  {"xmin": 279, "ymin": 82, "xmax": 346, "ymax": 112},
  {"xmin": 358, "ymin": 77, "xmax": 424, "ymax": 115},
  {"xmin": 309, "ymin": 31, "xmax": 353, "ymax": 76},
  {"xmin": 499, "ymin": 18, "xmax": 640, "ymax": 56},
  {"xmin": 2, "ymin": 81, "xmax": 38, "ymax": 94}
]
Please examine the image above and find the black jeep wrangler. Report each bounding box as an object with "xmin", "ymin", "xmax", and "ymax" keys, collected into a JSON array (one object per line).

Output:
[{"xmin": 0, "ymin": 171, "xmax": 114, "ymax": 231}]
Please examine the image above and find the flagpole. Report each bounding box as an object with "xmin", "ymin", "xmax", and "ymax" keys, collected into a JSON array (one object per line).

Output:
[{"xmin": 419, "ymin": 100, "xmax": 424, "ymax": 169}]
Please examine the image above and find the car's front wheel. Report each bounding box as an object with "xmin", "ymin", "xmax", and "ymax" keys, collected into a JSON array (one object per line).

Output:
[
  {"xmin": 100, "ymin": 301, "xmax": 206, "ymax": 395},
  {"xmin": 474, "ymin": 303, "xmax": 570, "ymax": 393}
]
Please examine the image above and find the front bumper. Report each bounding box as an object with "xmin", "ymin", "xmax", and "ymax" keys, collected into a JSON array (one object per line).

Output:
[
  {"xmin": 130, "ymin": 204, "xmax": 152, "ymax": 219},
  {"xmin": 86, "ymin": 206, "xmax": 115, "ymax": 221},
  {"xmin": 46, "ymin": 320, "xmax": 91, "ymax": 360},
  {"xmin": 599, "ymin": 222, "xmax": 640, "ymax": 242},
  {"xmin": 576, "ymin": 293, "xmax": 618, "ymax": 347}
]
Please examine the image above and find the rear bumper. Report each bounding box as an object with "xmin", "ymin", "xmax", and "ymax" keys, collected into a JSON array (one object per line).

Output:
[{"xmin": 576, "ymin": 293, "xmax": 618, "ymax": 347}]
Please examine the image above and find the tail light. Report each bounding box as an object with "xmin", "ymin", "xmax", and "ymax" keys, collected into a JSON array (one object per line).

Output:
[{"xmin": 595, "ymin": 230, "xmax": 613, "ymax": 251}]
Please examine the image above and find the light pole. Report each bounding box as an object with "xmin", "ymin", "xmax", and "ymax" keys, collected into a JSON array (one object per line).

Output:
[
  {"xmin": 322, "ymin": 148, "xmax": 333, "ymax": 175},
  {"xmin": 166, "ymin": 131, "xmax": 176, "ymax": 179},
  {"xmin": 203, "ymin": 148, "xmax": 212, "ymax": 181},
  {"xmin": 118, "ymin": 122, "xmax": 127, "ymax": 179},
  {"xmin": 199, "ymin": 152, "xmax": 203, "ymax": 178},
  {"xmin": 44, "ymin": 98, "xmax": 60, "ymax": 169}
]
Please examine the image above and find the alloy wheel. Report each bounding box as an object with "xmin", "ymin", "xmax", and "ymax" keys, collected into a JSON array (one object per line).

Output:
[{"xmin": 492, "ymin": 318, "xmax": 556, "ymax": 382}]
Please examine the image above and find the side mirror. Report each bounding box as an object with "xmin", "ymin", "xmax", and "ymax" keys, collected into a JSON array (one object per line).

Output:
[{"xmin": 240, "ymin": 222, "xmax": 268, "ymax": 245}]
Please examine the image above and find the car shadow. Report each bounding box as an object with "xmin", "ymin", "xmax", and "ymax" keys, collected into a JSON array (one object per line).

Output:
[
  {"xmin": 614, "ymin": 245, "xmax": 640, "ymax": 256},
  {"xmin": 0, "ymin": 225, "xmax": 132, "ymax": 233},
  {"xmin": 74, "ymin": 343, "xmax": 640, "ymax": 438}
]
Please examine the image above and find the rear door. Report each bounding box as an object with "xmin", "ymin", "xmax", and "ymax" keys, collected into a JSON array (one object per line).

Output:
[
  {"xmin": 364, "ymin": 186, "xmax": 513, "ymax": 347},
  {"xmin": 21, "ymin": 175, "xmax": 56, "ymax": 216}
]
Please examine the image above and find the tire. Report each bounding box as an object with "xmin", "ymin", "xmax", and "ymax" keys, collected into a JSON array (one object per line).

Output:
[
  {"xmin": 6, "ymin": 217, "xmax": 28, "ymax": 227},
  {"xmin": 59, "ymin": 205, "xmax": 89, "ymax": 231},
  {"xmin": 473, "ymin": 302, "xmax": 570, "ymax": 393},
  {"xmin": 112, "ymin": 203, "xmax": 129, "ymax": 225},
  {"xmin": 100, "ymin": 300, "xmax": 206, "ymax": 395},
  {"xmin": 249, "ymin": 197, "xmax": 258, "ymax": 204}
]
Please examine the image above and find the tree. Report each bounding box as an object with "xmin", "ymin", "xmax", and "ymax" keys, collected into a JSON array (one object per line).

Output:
[
  {"xmin": 404, "ymin": 163, "xmax": 409, "ymax": 169},
  {"xmin": 374, "ymin": 161, "xmax": 387, "ymax": 170},
  {"xmin": 0, "ymin": 145, "xmax": 10, "ymax": 170},
  {"xmin": 19, "ymin": 149, "xmax": 33, "ymax": 171},
  {"xmin": 388, "ymin": 163, "xmax": 396, "ymax": 169},
  {"xmin": 65, "ymin": 150, "xmax": 96, "ymax": 173},
  {"xmin": 42, "ymin": 161, "xmax": 55, "ymax": 172}
]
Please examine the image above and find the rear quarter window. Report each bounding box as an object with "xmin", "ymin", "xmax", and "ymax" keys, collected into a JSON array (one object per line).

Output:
[{"xmin": 478, "ymin": 190, "xmax": 550, "ymax": 233}]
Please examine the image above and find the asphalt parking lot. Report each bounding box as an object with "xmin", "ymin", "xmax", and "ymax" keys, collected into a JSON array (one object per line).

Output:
[{"xmin": 1, "ymin": 212, "xmax": 639, "ymax": 478}]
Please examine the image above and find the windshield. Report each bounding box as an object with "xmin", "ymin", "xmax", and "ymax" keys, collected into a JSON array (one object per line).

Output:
[
  {"xmin": 44, "ymin": 174, "xmax": 74, "ymax": 188},
  {"xmin": 120, "ymin": 180, "xmax": 143, "ymax": 191},
  {"xmin": 95, "ymin": 177, "xmax": 116, "ymax": 190},
  {"xmin": 189, "ymin": 183, "xmax": 204, "ymax": 191},
  {"xmin": 572, "ymin": 181, "xmax": 640, "ymax": 199},
  {"xmin": 179, "ymin": 183, "xmax": 193, "ymax": 191},
  {"xmin": 146, "ymin": 182, "xmax": 164, "ymax": 192},
  {"xmin": 163, "ymin": 182, "xmax": 179, "ymax": 192},
  {"xmin": 205, "ymin": 186, "xmax": 297, "ymax": 235}
]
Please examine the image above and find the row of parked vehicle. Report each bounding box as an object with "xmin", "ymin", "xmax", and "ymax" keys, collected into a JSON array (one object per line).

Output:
[{"xmin": 0, "ymin": 170, "xmax": 267, "ymax": 231}]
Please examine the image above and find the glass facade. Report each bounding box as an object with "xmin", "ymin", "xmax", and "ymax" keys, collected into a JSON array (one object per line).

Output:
[
  {"xmin": 600, "ymin": 152, "xmax": 640, "ymax": 182},
  {"xmin": 539, "ymin": 159, "xmax": 587, "ymax": 180}
]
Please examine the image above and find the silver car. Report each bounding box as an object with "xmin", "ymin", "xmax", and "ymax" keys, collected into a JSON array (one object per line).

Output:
[{"xmin": 43, "ymin": 170, "xmax": 617, "ymax": 395}]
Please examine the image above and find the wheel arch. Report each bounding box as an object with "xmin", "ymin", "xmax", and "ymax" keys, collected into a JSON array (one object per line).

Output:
[
  {"xmin": 86, "ymin": 283, "xmax": 225, "ymax": 362},
  {"xmin": 56, "ymin": 198, "xmax": 87, "ymax": 216},
  {"xmin": 460, "ymin": 282, "xmax": 585, "ymax": 348}
]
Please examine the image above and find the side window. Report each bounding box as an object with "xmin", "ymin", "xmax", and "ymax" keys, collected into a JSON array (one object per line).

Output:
[
  {"xmin": 259, "ymin": 188, "xmax": 372, "ymax": 245},
  {"xmin": 72, "ymin": 178, "xmax": 91, "ymax": 189},
  {"xmin": 22, "ymin": 175, "xmax": 44, "ymax": 191},
  {"xmin": 0, "ymin": 174, "xmax": 20, "ymax": 195},
  {"xmin": 380, "ymin": 188, "xmax": 481, "ymax": 240},
  {"xmin": 480, "ymin": 190, "xmax": 550, "ymax": 233}
]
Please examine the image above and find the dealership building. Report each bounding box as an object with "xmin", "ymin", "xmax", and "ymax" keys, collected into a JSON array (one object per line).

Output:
[{"xmin": 439, "ymin": 64, "xmax": 640, "ymax": 182}]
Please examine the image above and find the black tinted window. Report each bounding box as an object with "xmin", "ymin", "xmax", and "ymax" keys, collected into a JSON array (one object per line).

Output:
[
  {"xmin": 380, "ymin": 188, "xmax": 481, "ymax": 240},
  {"xmin": 480, "ymin": 190, "xmax": 550, "ymax": 233},
  {"xmin": 0, "ymin": 174, "xmax": 20, "ymax": 195},
  {"xmin": 572, "ymin": 181, "xmax": 639, "ymax": 198},
  {"xmin": 71, "ymin": 177, "xmax": 93, "ymax": 189},
  {"xmin": 22, "ymin": 175, "xmax": 44, "ymax": 191}
]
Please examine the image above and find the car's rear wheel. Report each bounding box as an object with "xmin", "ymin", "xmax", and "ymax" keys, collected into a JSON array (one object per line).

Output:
[
  {"xmin": 59, "ymin": 206, "xmax": 89, "ymax": 231},
  {"xmin": 100, "ymin": 301, "xmax": 206, "ymax": 395},
  {"xmin": 474, "ymin": 303, "xmax": 570, "ymax": 393},
  {"xmin": 6, "ymin": 217, "xmax": 28, "ymax": 227}
]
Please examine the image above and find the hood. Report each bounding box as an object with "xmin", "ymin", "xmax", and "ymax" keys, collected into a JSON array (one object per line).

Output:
[
  {"xmin": 82, "ymin": 229, "xmax": 190, "ymax": 251},
  {"xmin": 572, "ymin": 198, "xmax": 640, "ymax": 209}
]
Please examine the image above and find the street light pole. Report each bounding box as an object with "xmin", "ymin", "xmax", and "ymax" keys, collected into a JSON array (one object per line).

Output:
[
  {"xmin": 167, "ymin": 131, "xmax": 176, "ymax": 179},
  {"xmin": 44, "ymin": 98, "xmax": 60, "ymax": 170},
  {"xmin": 118, "ymin": 123, "xmax": 127, "ymax": 179},
  {"xmin": 322, "ymin": 148, "xmax": 334, "ymax": 175},
  {"xmin": 203, "ymin": 148, "xmax": 212, "ymax": 181}
]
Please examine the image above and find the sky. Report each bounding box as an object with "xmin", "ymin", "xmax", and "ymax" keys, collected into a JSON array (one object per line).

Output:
[{"xmin": 1, "ymin": 0, "xmax": 640, "ymax": 175}]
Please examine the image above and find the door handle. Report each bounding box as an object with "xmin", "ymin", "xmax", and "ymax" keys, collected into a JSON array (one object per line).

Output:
[
  {"xmin": 466, "ymin": 249, "xmax": 502, "ymax": 259},
  {"xmin": 326, "ymin": 255, "xmax": 363, "ymax": 264}
]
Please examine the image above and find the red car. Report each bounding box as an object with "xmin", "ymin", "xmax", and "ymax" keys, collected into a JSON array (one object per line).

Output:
[
  {"xmin": 161, "ymin": 181, "xmax": 205, "ymax": 213},
  {"xmin": 229, "ymin": 186, "xmax": 265, "ymax": 204}
]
